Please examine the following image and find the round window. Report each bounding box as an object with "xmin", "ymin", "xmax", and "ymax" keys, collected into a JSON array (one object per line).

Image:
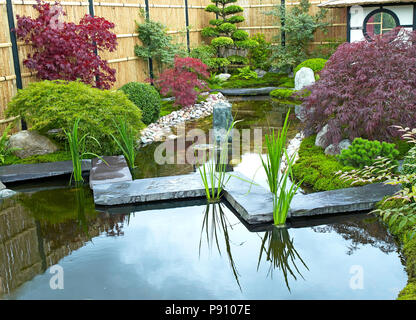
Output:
[{"xmin": 363, "ymin": 9, "xmax": 400, "ymax": 41}]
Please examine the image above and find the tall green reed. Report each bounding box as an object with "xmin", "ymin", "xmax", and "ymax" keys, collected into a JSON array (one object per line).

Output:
[
  {"xmin": 257, "ymin": 227, "xmax": 309, "ymax": 292},
  {"xmin": 199, "ymin": 203, "xmax": 241, "ymax": 290},
  {"xmin": 260, "ymin": 110, "xmax": 302, "ymax": 226},
  {"xmin": 111, "ymin": 118, "xmax": 137, "ymax": 169},
  {"xmin": 198, "ymin": 120, "xmax": 238, "ymax": 203},
  {"xmin": 64, "ymin": 118, "xmax": 105, "ymax": 185}
]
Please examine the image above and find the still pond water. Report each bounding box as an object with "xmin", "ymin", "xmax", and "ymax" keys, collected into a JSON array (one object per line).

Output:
[{"xmin": 0, "ymin": 99, "xmax": 408, "ymax": 299}]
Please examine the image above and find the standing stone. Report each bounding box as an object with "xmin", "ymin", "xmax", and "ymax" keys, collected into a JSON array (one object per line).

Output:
[
  {"xmin": 324, "ymin": 139, "xmax": 352, "ymax": 156},
  {"xmin": 315, "ymin": 124, "xmax": 330, "ymax": 149},
  {"xmin": 295, "ymin": 67, "xmax": 315, "ymax": 91},
  {"xmin": 213, "ymin": 100, "xmax": 233, "ymax": 144},
  {"xmin": 255, "ymin": 69, "xmax": 267, "ymax": 78},
  {"xmin": 215, "ymin": 73, "xmax": 231, "ymax": 82},
  {"xmin": 9, "ymin": 130, "xmax": 59, "ymax": 159}
]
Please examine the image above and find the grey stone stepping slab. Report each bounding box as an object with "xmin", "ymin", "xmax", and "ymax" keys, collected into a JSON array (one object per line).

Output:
[
  {"xmin": 92, "ymin": 169, "xmax": 401, "ymax": 225},
  {"xmin": 93, "ymin": 172, "xmax": 207, "ymax": 206},
  {"xmin": 222, "ymin": 171, "xmax": 274, "ymax": 224},
  {"xmin": 0, "ymin": 160, "xmax": 91, "ymax": 183},
  {"xmin": 288, "ymin": 182, "xmax": 401, "ymax": 218},
  {"xmin": 214, "ymin": 87, "xmax": 280, "ymax": 96},
  {"xmin": 89, "ymin": 155, "xmax": 132, "ymax": 188}
]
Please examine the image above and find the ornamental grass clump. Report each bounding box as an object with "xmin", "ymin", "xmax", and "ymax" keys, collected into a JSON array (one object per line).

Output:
[
  {"xmin": 260, "ymin": 111, "xmax": 302, "ymax": 226},
  {"xmin": 64, "ymin": 119, "xmax": 106, "ymax": 185},
  {"xmin": 111, "ymin": 118, "xmax": 137, "ymax": 169},
  {"xmin": 198, "ymin": 121, "xmax": 237, "ymax": 203}
]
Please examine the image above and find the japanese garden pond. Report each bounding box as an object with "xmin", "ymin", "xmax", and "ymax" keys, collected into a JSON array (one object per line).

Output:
[{"xmin": 0, "ymin": 98, "xmax": 408, "ymax": 299}]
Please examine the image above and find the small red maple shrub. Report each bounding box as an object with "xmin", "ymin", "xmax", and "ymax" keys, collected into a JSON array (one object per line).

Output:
[
  {"xmin": 155, "ymin": 57, "xmax": 210, "ymax": 106},
  {"xmin": 302, "ymin": 29, "xmax": 416, "ymax": 145},
  {"xmin": 15, "ymin": 0, "xmax": 117, "ymax": 89}
]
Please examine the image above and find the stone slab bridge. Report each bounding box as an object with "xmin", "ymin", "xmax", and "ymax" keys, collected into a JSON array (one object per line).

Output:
[{"xmin": 91, "ymin": 156, "xmax": 400, "ymax": 225}]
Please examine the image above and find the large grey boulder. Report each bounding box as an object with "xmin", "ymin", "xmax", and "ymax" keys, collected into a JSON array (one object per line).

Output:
[
  {"xmin": 325, "ymin": 139, "xmax": 352, "ymax": 156},
  {"xmin": 255, "ymin": 69, "xmax": 267, "ymax": 78},
  {"xmin": 9, "ymin": 130, "xmax": 59, "ymax": 159},
  {"xmin": 315, "ymin": 124, "xmax": 330, "ymax": 149},
  {"xmin": 215, "ymin": 73, "xmax": 231, "ymax": 82},
  {"xmin": 295, "ymin": 67, "xmax": 315, "ymax": 91}
]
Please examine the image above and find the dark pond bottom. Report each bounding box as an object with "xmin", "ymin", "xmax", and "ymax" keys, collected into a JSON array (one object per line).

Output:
[{"xmin": 0, "ymin": 187, "xmax": 407, "ymax": 300}]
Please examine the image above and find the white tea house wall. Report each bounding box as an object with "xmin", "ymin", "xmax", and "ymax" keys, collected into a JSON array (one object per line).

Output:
[{"xmin": 319, "ymin": 0, "xmax": 416, "ymax": 42}]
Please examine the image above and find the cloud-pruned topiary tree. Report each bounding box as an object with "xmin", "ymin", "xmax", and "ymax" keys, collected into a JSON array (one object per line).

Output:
[{"xmin": 202, "ymin": 0, "xmax": 258, "ymax": 70}]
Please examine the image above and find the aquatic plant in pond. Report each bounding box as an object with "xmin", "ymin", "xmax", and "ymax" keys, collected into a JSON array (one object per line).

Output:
[
  {"xmin": 199, "ymin": 203, "xmax": 241, "ymax": 289},
  {"xmin": 258, "ymin": 227, "xmax": 309, "ymax": 291},
  {"xmin": 198, "ymin": 121, "xmax": 237, "ymax": 203},
  {"xmin": 65, "ymin": 119, "xmax": 105, "ymax": 184},
  {"xmin": 260, "ymin": 111, "xmax": 301, "ymax": 225},
  {"xmin": 111, "ymin": 118, "xmax": 137, "ymax": 169}
]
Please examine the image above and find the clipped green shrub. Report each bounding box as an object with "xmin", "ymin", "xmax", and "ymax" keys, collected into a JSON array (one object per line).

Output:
[
  {"xmin": 120, "ymin": 82, "xmax": 161, "ymax": 125},
  {"xmin": 201, "ymin": 27, "xmax": 219, "ymax": 38},
  {"xmin": 217, "ymin": 22, "xmax": 237, "ymax": 34},
  {"xmin": 270, "ymin": 88, "xmax": 295, "ymax": 99},
  {"xmin": 222, "ymin": 72, "xmax": 284, "ymax": 89},
  {"xmin": 280, "ymin": 77, "xmax": 295, "ymax": 88},
  {"xmin": 337, "ymin": 138, "xmax": 399, "ymax": 169},
  {"xmin": 402, "ymin": 146, "xmax": 416, "ymax": 176},
  {"xmin": 223, "ymin": 5, "xmax": 243, "ymax": 15},
  {"xmin": 6, "ymin": 80, "xmax": 144, "ymax": 155},
  {"xmin": 294, "ymin": 58, "xmax": 327, "ymax": 77},
  {"xmin": 235, "ymin": 39, "xmax": 259, "ymax": 49},
  {"xmin": 227, "ymin": 15, "xmax": 245, "ymax": 24},
  {"xmin": 292, "ymin": 135, "xmax": 355, "ymax": 192},
  {"xmin": 232, "ymin": 30, "xmax": 249, "ymax": 41},
  {"xmin": 212, "ymin": 37, "xmax": 234, "ymax": 48}
]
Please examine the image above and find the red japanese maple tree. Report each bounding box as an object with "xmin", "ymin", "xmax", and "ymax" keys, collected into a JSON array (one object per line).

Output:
[
  {"xmin": 155, "ymin": 57, "xmax": 210, "ymax": 106},
  {"xmin": 15, "ymin": 0, "xmax": 117, "ymax": 89},
  {"xmin": 302, "ymin": 29, "xmax": 416, "ymax": 144}
]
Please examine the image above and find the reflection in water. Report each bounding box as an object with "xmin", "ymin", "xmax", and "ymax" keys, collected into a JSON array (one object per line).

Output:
[
  {"xmin": 199, "ymin": 203, "xmax": 243, "ymax": 290},
  {"xmin": 0, "ymin": 187, "xmax": 407, "ymax": 299},
  {"xmin": 0, "ymin": 188, "xmax": 126, "ymax": 297},
  {"xmin": 312, "ymin": 216, "xmax": 399, "ymax": 255},
  {"xmin": 257, "ymin": 227, "xmax": 309, "ymax": 292}
]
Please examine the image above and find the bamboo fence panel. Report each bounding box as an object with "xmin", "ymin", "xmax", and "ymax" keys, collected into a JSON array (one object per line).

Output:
[{"xmin": 0, "ymin": 0, "xmax": 348, "ymax": 126}]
